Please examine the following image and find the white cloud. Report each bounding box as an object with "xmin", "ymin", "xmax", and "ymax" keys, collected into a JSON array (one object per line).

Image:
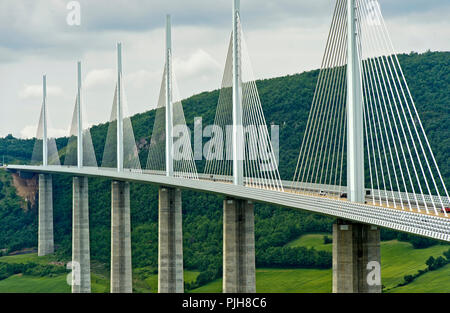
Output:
[
  {"xmin": 174, "ymin": 49, "xmax": 221, "ymax": 80},
  {"xmin": 19, "ymin": 125, "xmax": 36, "ymax": 139},
  {"xmin": 84, "ymin": 68, "xmax": 115, "ymax": 89},
  {"xmin": 1, "ymin": 0, "xmax": 449, "ymax": 138},
  {"xmin": 18, "ymin": 84, "xmax": 63, "ymax": 100},
  {"xmin": 125, "ymin": 69, "xmax": 155, "ymax": 89},
  {"xmin": 20, "ymin": 125, "xmax": 67, "ymax": 139}
]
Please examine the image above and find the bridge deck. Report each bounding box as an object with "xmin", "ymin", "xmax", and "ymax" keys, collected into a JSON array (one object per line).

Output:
[
  {"xmin": 5, "ymin": 165, "xmax": 450, "ymax": 242},
  {"xmin": 289, "ymin": 190, "xmax": 450, "ymax": 219}
]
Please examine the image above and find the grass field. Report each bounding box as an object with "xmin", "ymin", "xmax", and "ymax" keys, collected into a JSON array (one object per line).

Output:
[
  {"xmin": 285, "ymin": 233, "xmax": 332, "ymax": 252},
  {"xmin": 0, "ymin": 253, "xmax": 58, "ymax": 265},
  {"xmin": 0, "ymin": 274, "xmax": 70, "ymax": 293},
  {"xmin": 189, "ymin": 268, "xmax": 332, "ymax": 293},
  {"xmin": 189, "ymin": 234, "xmax": 449, "ymax": 293},
  {"xmin": 0, "ymin": 253, "xmax": 200, "ymax": 293},
  {"xmin": 0, "ymin": 254, "xmax": 111, "ymax": 293},
  {"xmin": 0, "ymin": 235, "xmax": 448, "ymax": 293},
  {"xmin": 380, "ymin": 240, "xmax": 449, "ymax": 290},
  {"xmin": 143, "ymin": 270, "xmax": 200, "ymax": 293},
  {"xmin": 285, "ymin": 233, "xmax": 450, "ymax": 291},
  {"xmin": 389, "ymin": 263, "xmax": 450, "ymax": 293}
]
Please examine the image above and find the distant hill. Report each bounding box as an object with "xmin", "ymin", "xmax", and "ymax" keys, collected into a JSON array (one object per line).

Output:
[{"xmin": 0, "ymin": 51, "xmax": 449, "ymax": 291}]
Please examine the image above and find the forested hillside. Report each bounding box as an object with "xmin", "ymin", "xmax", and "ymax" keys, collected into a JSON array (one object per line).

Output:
[{"xmin": 0, "ymin": 51, "xmax": 449, "ymax": 290}]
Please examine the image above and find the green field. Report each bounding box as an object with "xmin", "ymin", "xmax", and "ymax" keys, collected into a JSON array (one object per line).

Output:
[
  {"xmin": 189, "ymin": 234, "xmax": 449, "ymax": 293},
  {"xmin": 0, "ymin": 235, "xmax": 448, "ymax": 293},
  {"xmin": 284, "ymin": 233, "xmax": 450, "ymax": 291},
  {"xmin": 0, "ymin": 254, "xmax": 111, "ymax": 293},
  {"xmin": 380, "ymin": 240, "xmax": 450, "ymax": 290},
  {"xmin": 0, "ymin": 273, "xmax": 111, "ymax": 293},
  {"xmin": 285, "ymin": 233, "xmax": 332, "ymax": 252},
  {"xmin": 142, "ymin": 270, "xmax": 200, "ymax": 293},
  {"xmin": 190, "ymin": 268, "xmax": 332, "ymax": 293},
  {"xmin": 389, "ymin": 263, "xmax": 450, "ymax": 293},
  {"xmin": 0, "ymin": 274, "xmax": 70, "ymax": 293},
  {"xmin": 0, "ymin": 253, "xmax": 57, "ymax": 265},
  {"xmin": 0, "ymin": 253, "xmax": 200, "ymax": 293}
]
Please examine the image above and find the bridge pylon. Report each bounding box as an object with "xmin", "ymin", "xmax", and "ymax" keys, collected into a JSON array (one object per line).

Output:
[
  {"xmin": 334, "ymin": 0, "xmax": 381, "ymax": 293},
  {"xmin": 232, "ymin": 0, "xmax": 244, "ymax": 186},
  {"xmin": 69, "ymin": 62, "xmax": 92, "ymax": 293},
  {"xmin": 222, "ymin": 0, "xmax": 256, "ymax": 293},
  {"xmin": 37, "ymin": 75, "xmax": 55, "ymax": 257},
  {"xmin": 157, "ymin": 16, "xmax": 186, "ymax": 293},
  {"xmin": 109, "ymin": 44, "xmax": 134, "ymax": 293},
  {"xmin": 165, "ymin": 15, "xmax": 174, "ymax": 177}
]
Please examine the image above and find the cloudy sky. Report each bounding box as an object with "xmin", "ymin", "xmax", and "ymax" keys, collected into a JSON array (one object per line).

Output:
[{"xmin": 0, "ymin": 0, "xmax": 449, "ymax": 138}]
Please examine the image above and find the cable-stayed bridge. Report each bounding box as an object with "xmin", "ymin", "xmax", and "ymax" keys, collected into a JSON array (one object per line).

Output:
[{"xmin": 6, "ymin": 0, "xmax": 450, "ymax": 294}]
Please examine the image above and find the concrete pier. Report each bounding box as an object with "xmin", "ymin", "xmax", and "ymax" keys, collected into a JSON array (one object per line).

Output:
[
  {"xmin": 332, "ymin": 220, "xmax": 381, "ymax": 293},
  {"xmin": 72, "ymin": 176, "xmax": 91, "ymax": 293},
  {"xmin": 158, "ymin": 187, "xmax": 184, "ymax": 293},
  {"xmin": 38, "ymin": 174, "xmax": 54, "ymax": 256},
  {"xmin": 110, "ymin": 181, "xmax": 132, "ymax": 293},
  {"xmin": 223, "ymin": 198, "xmax": 255, "ymax": 293}
]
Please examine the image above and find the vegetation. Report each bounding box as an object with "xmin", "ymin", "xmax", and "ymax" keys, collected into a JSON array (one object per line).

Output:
[
  {"xmin": 188, "ymin": 235, "xmax": 450, "ymax": 293},
  {"xmin": 399, "ymin": 248, "xmax": 450, "ymax": 287},
  {"xmin": 0, "ymin": 51, "xmax": 449, "ymax": 291}
]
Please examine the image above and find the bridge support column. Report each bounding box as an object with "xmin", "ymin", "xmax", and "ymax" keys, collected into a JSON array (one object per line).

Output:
[
  {"xmin": 110, "ymin": 181, "xmax": 132, "ymax": 293},
  {"xmin": 223, "ymin": 198, "xmax": 255, "ymax": 293},
  {"xmin": 158, "ymin": 186, "xmax": 184, "ymax": 293},
  {"xmin": 332, "ymin": 220, "xmax": 381, "ymax": 293},
  {"xmin": 38, "ymin": 174, "xmax": 54, "ymax": 256},
  {"xmin": 72, "ymin": 176, "xmax": 91, "ymax": 293}
]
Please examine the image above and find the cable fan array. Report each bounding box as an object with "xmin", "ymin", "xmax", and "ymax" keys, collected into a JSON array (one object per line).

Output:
[
  {"xmin": 145, "ymin": 64, "xmax": 198, "ymax": 179},
  {"xmin": 204, "ymin": 16, "xmax": 283, "ymax": 191},
  {"xmin": 63, "ymin": 93, "xmax": 97, "ymax": 168},
  {"xmin": 31, "ymin": 97, "xmax": 61, "ymax": 166},
  {"xmin": 101, "ymin": 77, "xmax": 142, "ymax": 172},
  {"xmin": 292, "ymin": 0, "xmax": 348, "ymax": 197},
  {"xmin": 293, "ymin": 0, "xmax": 449, "ymax": 216}
]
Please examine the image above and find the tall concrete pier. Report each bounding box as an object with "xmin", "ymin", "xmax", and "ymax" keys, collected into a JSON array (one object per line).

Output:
[
  {"xmin": 110, "ymin": 181, "xmax": 132, "ymax": 293},
  {"xmin": 332, "ymin": 220, "xmax": 381, "ymax": 293},
  {"xmin": 38, "ymin": 174, "xmax": 54, "ymax": 256},
  {"xmin": 223, "ymin": 198, "xmax": 255, "ymax": 293},
  {"xmin": 158, "ymin": 186, "xmax": 184, "ymax": 293},
  {"xmin": 72, "ymin": 176, "xmax": 91, "ymax": 293}
]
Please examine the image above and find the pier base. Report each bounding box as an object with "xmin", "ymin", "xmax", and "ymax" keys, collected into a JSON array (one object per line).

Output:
[
  {"xmin": 110, "ymin": 181, "xmax": 132, "ymax": 293},
  {"xmin": 38, "ymin": 174, "xmax": 54, "ymax": 256},
  {"xmin": 158, "ymin": 186, "xmax": 184, "ymax": 293},
  {"xmin": 72, "ymin": 176, "xmax": 91, "ymax": 293},
  {"xmin": 223, "ymin": 198, "xmax": 255, "ymax": 293},
  {"xmin": 332, "ymin": 220, "xmax": 381, "ymax": 293}
]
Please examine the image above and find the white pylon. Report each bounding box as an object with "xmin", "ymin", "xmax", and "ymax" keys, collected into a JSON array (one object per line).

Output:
[
  {"xmin": 232, "ymin": 0, "xmax": 244, "ymax": 186},
  {"xmin": 165, "ymin": 15, "xmax": 174, "ymax": 177},
  {"xmin": 77, "ymin": 61, "xmax": 83, "ymax": 168},
  {"xmin": 347, "ymin": 0, "xmax": 365, "ymax": 203},
  {"xmin": 42, "ymin": 74, "xmax": 48, "ymax": 166},
  {"xmin": 116, "ymin": 43, "xmax": 124, "ymax": 172}
]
